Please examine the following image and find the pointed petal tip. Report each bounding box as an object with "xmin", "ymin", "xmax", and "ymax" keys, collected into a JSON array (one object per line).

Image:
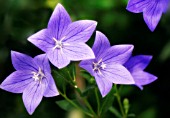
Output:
[
  {"xmin": 53, "ymin": 92, "xmax": 60, "ymax": 97},
  {"xmin": 128, "ymin": 44, "xmax": 134, "ymax": 50},
  {"xmin": 56, "ymin": 92, "xmax": 60, "ymax": 96},
  {"xmin": 11, "ymin": 50, "xmax": 17, "ymax": 55},
  {"xmin": 127, "ymin": 45, "xmax": 134, "ymax": 54},
  {"xmin": 101, "ymin": 93, "xmax": 107, "ymax": 98},
  {"xmin": 0, "ymin": 82, "xmax": 7, "ymax": 90},
  {"xmin": 94, "ymin": 21, "xmax": 98, "ymax": 26},
  {"xmin": 27, "ymin": 36, "xmax": 32, "ymax": 42},
  {"xmin": 136, "ymin": 74, "xmax": 157, "ymax": 90},
  {"xmin": 126, "ymin": 5, "xmax": 131, "ymax": 12},
  {"xmin": 149, "ymin": 28, "xmax": 155, "ymax": 32},
  {"xmin": 55, "ymin": 3, "xmax": 64, "ymax": 9},
  {"xmin": 143, "ymin": 55, "xmax": 153, "ymax": 61},
  {"xmin": 152, "ymin": 75, "xmax": 158, "ymax": 82},
  {"xmin": 55, "ymin": 63, "xmax": 69, "ymax": 69},
  {"xmin": 96, "ymin": 31, "xmax": 104, "ymax": 36},
  {"xmin": 0, "ymin": 84, "xmax": 4, "ymax": 89},
  {"xmin": 121, "ymin": 44, "xmax": 134, "ymax": 53},
  {"xmin": 28, "ymin": 110, "xmax": 34, "ymax": 115},
  {"xmin": 147, "ymin": 24, "xmax": 156, "ymax": 32},
  {"xmin": 44, "ymin": 92, "xmax": 60, "ymax": 98},
  {"xmin": 27, "ymin": 32, "xmax": 36, "ymax": 42},
  {"xmin": 120, "ymin": 44, "xmax": 134, "ymax": 51},
  {"xmin": 126, "ymin": 5, "xmax": 139, "ymax": 13},
  {"xmin": 57, "ymin": 3, "xmax": 62, "ymax": 6},
  {"xmin": 137, "ymin": 85, "xmax": 144, "ymax": 90},
  {"xmin": 82, "ymin": 20, "xmax": 97, "ymax": 26},
  {"xmin": 11, "ymin": 51, "xmax": 26, "ymax": 57},
  {"xmin": 56, "ymin": 3, "xmax": 63, "ymax": 7}
]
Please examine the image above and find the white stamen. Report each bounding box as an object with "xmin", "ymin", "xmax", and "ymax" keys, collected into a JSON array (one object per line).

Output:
[
  {"xmin": 101, "ymin": 62, "xmax": 106, "ymax": 69},
  {"xmin": 52, "ymin": 37, "xmax": 70, "ymax": 51},
  {"xmin": 93, "ymin": 59, "xmax": 106, "ymax": 75},
  {"xmin": 32, "ymin": 67, "xmax": 45, "ymax": 82}
]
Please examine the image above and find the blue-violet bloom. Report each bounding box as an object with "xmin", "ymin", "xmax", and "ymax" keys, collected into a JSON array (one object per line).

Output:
[
  {"xmin": 79, "ymin": 31, "xmax": 135, "ymax": 97},
  {"xmin": 126, "ymin": 0, "xmax": 169, "ymax": 31},
  {"xmin": 124, "ymin": 55, "xmax": 157, "ymax": 90},
  {"xmin": 0, "ymin": 51, "xmax": 59, "ymax": 115},
  {"xmin": 28, "ymin": 3, "xmax": 96, "ymax": 69}
]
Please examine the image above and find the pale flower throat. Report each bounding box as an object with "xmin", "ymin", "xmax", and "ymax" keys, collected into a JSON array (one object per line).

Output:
[
  {"xmin": 93, "ymin": 59, "xmax": 106, "ymax": 74},
  {"xmin": 52, "ymin": 36, "xmax": 70, "ymax": 51},
  {"xmin": 32, "ymin": 67, "xmax": 45, "ymax": 82}
]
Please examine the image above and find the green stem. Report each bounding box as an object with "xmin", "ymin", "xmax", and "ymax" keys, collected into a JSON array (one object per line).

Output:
[
  {"xmin": 58, "ymin": 90, "xmax": 94, "ymax": 118},
  {"xmin": 83, "ymin": 97, "xmax": 97, "ymax": 117},
  {"xmin": 95, "ymin": 88, "xmax": 100, "ymax": 116},
  {"xmin": 114, "ymin": 84, "xmax": 126, "ymax": 118}
]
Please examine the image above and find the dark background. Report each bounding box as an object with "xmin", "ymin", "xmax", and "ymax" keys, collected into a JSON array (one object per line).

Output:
[{"xmin": 0, "ymin": 0, "xmax": 170, "ymax": 118}]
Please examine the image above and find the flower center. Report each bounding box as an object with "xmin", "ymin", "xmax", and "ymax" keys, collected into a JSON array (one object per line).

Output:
[
  {"xmin": 93, "ymin": 59, "xmax": 106, "ymax": 74},
  {"xmin": 52, "ymin": 36, "xmax": 70, "ymax": 50},
  {"xmin": 32, "ymin": 67, "xmax": 45, "ymax": 82}
]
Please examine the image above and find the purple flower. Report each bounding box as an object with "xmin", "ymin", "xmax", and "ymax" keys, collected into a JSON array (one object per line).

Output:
[
  {"xmin": 124, "ymin": 55, "xmax": 157, "ymax": 90},
  {"xmin": 79, "ymin": 31, "xmax": 135, "ymax": 97},
  {"xmin": 0, "ymin": 51, "xmax": 59, "ymax": 115},
  {"xmin": 126, "ymin": 0, "xmax": 169, "ymax": 31},
  {"xmin": 28, "ymin": 3, "xmax": 96, "ymax": 69}
]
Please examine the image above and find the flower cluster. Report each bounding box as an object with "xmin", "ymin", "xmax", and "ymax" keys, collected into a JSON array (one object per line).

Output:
[
  {"xmin": 126, "ymin": 0, "xmax": 169, "ymax": 31},
  {"xmin": 0, "ymin": 3, "xmax": 157, "ymax": 115}
]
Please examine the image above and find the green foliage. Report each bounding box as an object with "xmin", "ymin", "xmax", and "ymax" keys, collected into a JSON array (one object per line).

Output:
[
  {"xmin": 56, "ymin": 100, "xmax": 74, "ymax": 111},
  {"xmin": 0, "ymin": 0, "xmax": 169, "ymax": 118},
  {"xmin": 100, "ymin": 88, "xmax": 116, "ymax": 116}
]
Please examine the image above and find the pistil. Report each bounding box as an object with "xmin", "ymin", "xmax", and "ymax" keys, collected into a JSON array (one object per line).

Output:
[
  {"xmin": 32, "ymin": 67, "xmax": 45, "ymax": 82},
  {"xmin": 93, "ymin": 59, "xmax": 106, "ymax": 74}
]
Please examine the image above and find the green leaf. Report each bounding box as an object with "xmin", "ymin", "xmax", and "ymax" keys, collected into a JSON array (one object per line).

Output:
[
  {"xmin": 81, "ymin": 85, "xmax": 96, "ymax": 97},
  {"xmin": 138, "ymin": 107, "xmax": 156, "ymax": 118},
  {"xmin": 109, "ymin": 106, "xmax": 122, "ymax": 118},
  {"xmin": 52, "ymin": 70, "xmax": 67, "ymax": 93},
  {"xmin": 100, "ymin": 87, "xmax": 116, "ymax": 116},
  {"xmin": 127, "ymin": 113, "xmax": 136, "ymax": 117},
  {"xmin": 80, "ymin": 70, "xmax": 95, "ymax": 84},
  {"xmin": 56, "ymin": 100, "xmax": 73, "ymax": 111},
  {"xmin": 52, "ymin": 62, "xmax": 77, "ymax": 91}
]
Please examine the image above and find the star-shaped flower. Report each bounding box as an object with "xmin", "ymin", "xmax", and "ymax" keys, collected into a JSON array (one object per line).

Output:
[
  {"xmin": 126, "ymin": 0, "xmax": 169, "ymax": 31},
  {"xmin": 28, "ymin": 3, "xmax": 96, "ymax": 69},
  {"xmin": 124, "ymin": 55, "xmax": 157, "ymax": 90},
  {"xmin": 79, "ymin": 31, "xmax": 135, "ymax": 97},
  {"xmin": 0, "ymin": 51, "xmax": 59, "ymax": 115}
]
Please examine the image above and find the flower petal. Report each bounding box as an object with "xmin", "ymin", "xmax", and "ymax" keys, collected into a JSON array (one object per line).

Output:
[
  {"xmin": 34, "ymin": 54, "xmax": 51, "ymax": 73},
  {"xmin": 95, "ymin": 73, "xmax": 112, "ymax": 97},
  {"xmin": 132, "ymin": 71, "xmax": 157, "ymax": 90},
  {"xmin": 47, "ymin": 49, "xmax": 70, "ymax": 69},
  {"xmin": 143, "ymin": 1, "xmax": 163, "ymax": 31},
  {"xmin": 79, "ymin": 59, "xmax": 94, "ymax": 76},
  {"xmin": 101, "ymin": 64, "xmax": 135, "ymax": 84},
  {"xmin": 0, "ymin": 71, "xmax": 33, "ymax": 93},
  {"xmin": 63, "ymin": 43, "xmax": 95, "ymax": 61},
  {"xmin": 22, "ymin": 80, "xmax": 46, "ymax": 115},
  {"xmin": 27, "ymin": 29, "xmax": 54, "ymax": 52},
  {"xmin": 101, "ymin": 45, "xmax": 134, "ymax": 65},
  {"xmin": 126, "ymin": 0, "xmax": 150, "ymax": 13},
  {"xmin": 48, "ymin": 3, "xmax": 71, "ymax": 39},
  {"xmin": 124, "ymin": 55, "xmax": 152, "ymax": 71},
  {"xmin": 11, "ymin": 51, "xmax": 37, "ymax": 71},
  {"xmin": 161, "ymin": 0, "xmax": 169, "ymax": 13},
  {"xmin": 43, "ymin": 73, "xmax": 59, "ymax": 97},
  {"xmin": 62, "ymin": 20, "xmax": 97, "ymax": 43},
  {"xmin": 92, "ymin": 31, "xmax": 110, "ymax": 59}
]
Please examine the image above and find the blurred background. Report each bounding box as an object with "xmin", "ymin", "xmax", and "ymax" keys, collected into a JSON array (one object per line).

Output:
[{"xmin": 0, "ymin": 0, "xmax": 170, "ymax": 118}]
